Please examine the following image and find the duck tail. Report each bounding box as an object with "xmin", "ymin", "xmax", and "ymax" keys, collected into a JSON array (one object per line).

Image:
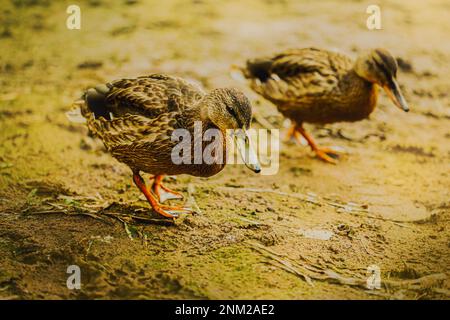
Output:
[
  {"xmin": 245, "ymin": 58, "xmax": 273, "ymax": 82},
  {"xmin": 66, "ymin": 83, "xmax": 112, "ymax": 124},
  {"xmin": 82, "ymin": 84, "xmax": 112, "ymax": 120}
]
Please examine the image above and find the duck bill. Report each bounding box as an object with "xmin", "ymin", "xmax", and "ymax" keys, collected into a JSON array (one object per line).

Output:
[
  {"xmin": 383, "ymin": 79, "xmax": 409, "ymax": 112},
  {"xmin": 234, "ymin": 129, "xmax": 261, "ymax": 173}
]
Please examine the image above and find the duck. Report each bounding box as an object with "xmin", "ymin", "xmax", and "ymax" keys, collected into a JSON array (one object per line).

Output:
[
  {"xmin": 67, "ymin": 74, "xmax": 260, "ymax": 219},
  {"xmin": 234, "ymin": 48, "xmax": 409, "ymax": 163}
]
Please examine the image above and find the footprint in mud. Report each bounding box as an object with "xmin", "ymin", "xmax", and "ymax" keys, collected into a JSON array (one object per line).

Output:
[
  {"xmin": 24, "ymin": 179, "xmax": 75, "ymax": 198},
  {"xmin": 2, "ymin": 231, "xmax": 43, "ymax": 266},
  {"xmin": 389, "ymin": 144, "xmax": 435, "ymax": 158}
]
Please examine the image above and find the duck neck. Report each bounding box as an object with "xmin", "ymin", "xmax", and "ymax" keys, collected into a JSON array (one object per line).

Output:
[
  {"xmin": 181, "ymin": 98, "xmax": 214, "ymax": 130},
  {"xmin": 347, "ymin": 70, "xmax": 379, "ymax": 118}
]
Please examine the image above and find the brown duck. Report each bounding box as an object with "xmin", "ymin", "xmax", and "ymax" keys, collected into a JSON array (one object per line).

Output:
[
  {"xmin": 235, "ymin": 48, "xmax": 409, "ymax": 163},
  {"xmin": 67, "ymin": 74, "xmax": 260, "ymax": 219}
]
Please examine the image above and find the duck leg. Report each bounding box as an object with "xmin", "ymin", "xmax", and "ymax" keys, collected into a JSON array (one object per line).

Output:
[
  {"xmin": 133, "ymin": 173, "xmax": 191, "ymax": 219},
  {"xmin": 294, "ymin": 123, "xmax": 340, "ymax": 164},
  {"xmin": 151, "ymin": 175, "xmax": 184, "ymax": 203},
  {"xmin": 285, "ymin": 124, "xmax": 298, "ymax": 142}
]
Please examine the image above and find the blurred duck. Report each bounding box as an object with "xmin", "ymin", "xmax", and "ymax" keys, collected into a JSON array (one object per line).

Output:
[
  {"xmin": 67, "ymin": 74, "xmax": 260, "ymax": 219},
  {"xmin": 234, "ymin": 48, "xmax": 409, "ymax": 163}
]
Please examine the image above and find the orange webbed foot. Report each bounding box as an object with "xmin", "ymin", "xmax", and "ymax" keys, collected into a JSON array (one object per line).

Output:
[
  {"xmin": 294, "ymin": 123, "xmax": 344, "ymax": 165},
  {"xmin": 151, "ymin": 175, "xmax": 184, "ymax": 203},
  {"xmin": 133, "ymin": 173, "xmax": 190, "ymax": 220}
]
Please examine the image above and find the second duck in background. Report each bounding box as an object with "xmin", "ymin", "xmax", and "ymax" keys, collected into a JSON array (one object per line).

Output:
[{"xmin": 233, "ymin": 48, "xmax": 409, "ymax": 164}]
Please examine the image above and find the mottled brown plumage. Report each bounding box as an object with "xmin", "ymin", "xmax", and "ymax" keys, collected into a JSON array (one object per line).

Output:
[
  {"xmin": 237, "ymin": 47, "xmax": 409, "ymax": 163},
  {"xmin": 69, "ymin": 74, "xmax": 259, "ymax": 218}
]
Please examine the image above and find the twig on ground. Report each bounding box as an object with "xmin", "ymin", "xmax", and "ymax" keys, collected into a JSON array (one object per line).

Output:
[
  {"xmin": 27, "ymin": 209, "xmax": 110, "ymax": 223},
  {"xmin": 247, "ymin": 241, "xmax": 315, "ymax": 286},
  {"xmin": 247, "ymin": 241, "xmax": 448, "ymax": 297}
]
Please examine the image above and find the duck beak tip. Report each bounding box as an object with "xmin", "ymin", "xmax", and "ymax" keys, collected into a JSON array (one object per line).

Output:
[
  {"xmin": 234, "ymin": 129, "xmax": 261, "ymax": 173},
  {"xmin": 384, "ymin": 81, "xmax": 409, "ymax": 113}
]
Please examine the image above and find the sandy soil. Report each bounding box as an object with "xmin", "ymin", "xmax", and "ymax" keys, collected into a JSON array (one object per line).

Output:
[{"xmin": 0, "ymin": 0, "xmax": 449, "ymax": 299}]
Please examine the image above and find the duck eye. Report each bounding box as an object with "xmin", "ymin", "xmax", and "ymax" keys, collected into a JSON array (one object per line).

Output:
[{"xmin": 227, "ymin": 105, "xmax": 237, "ymax": 118}]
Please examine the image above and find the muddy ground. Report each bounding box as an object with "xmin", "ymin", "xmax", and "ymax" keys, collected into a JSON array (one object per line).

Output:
[{"xmin": 0, "ymin": 0, "xmax": 449, "ymax": 299}]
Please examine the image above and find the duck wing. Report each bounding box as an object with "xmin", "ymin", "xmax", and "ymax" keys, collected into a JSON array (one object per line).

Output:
[
  {"xmin": 244, "ymin": 48, "xmax": 353, "ymax": 104},
  {"xmin": 87, "ymin": 111, "xmax": 178, "ymax": 153},
  {"xmin": 82, "ymin": 73, "xmax": 205, "ymax": 121}
]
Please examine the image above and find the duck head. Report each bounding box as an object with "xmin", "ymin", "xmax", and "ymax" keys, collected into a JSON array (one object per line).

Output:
[
  {"xmin": 354, "ymin": 48, "xmax": 409, "ymax": 112},
  {"xmin": 201, "ymin": 88, "xmax": 261, "ymax": 173}
]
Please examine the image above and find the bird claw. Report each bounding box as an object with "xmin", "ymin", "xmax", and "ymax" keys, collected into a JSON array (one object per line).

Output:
[
  {"xmin": 158, "ymin": 205, "xmax": 194, "ymax": 219},
  {"xmin": 315, "ymin": 148, "xmax": 340, "ymax": 164},
  {"xmin": 324, "ymin": 146, "xmax": 346, "ymax": 154}
]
